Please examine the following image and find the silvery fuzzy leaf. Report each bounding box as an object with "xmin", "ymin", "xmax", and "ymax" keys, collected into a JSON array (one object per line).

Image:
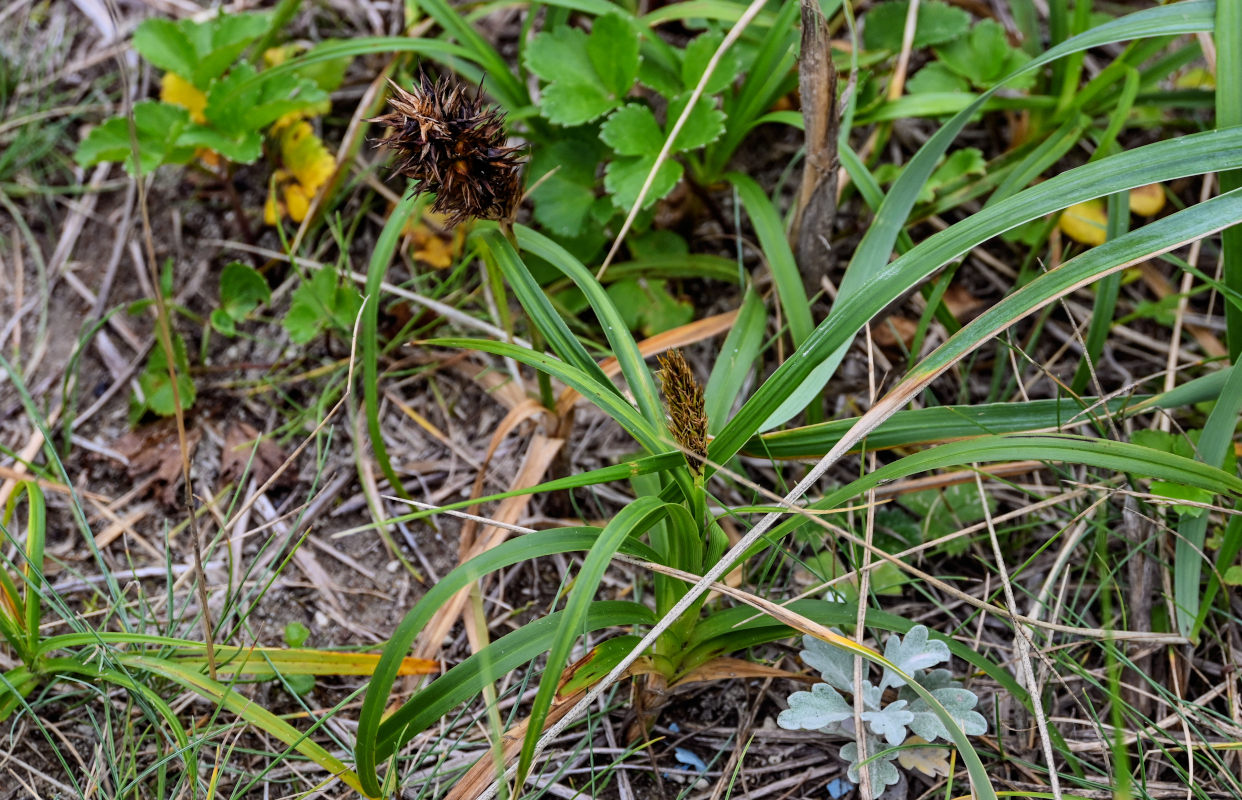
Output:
[
  {"xmin": 800, "ymin": 633, "xmax": 857, "ymax": 692},
  {"xmin": 777, "ymin": 683, "xmax": 853, "ymax": 731},
  {"xmin": 859, "ymin": 680, "xmax": 884, "ymax": 711},
  {"xmin": 877, "ymin": 770, "xmax": 910, "ymax": 800},
  {"xmin": 898, "ymin": 668, "xmax": 959, "ymax": 703},
  {"xmin": 841, "ymin": 738, "xmax": 902, "ymax": 793},
  {"xmin": 908, "ymin": 687, "xmax": 987, "ymax": 741},
  {"xmin": 862, "ymin": 700, "xmax": 913, "ymax": 745},
  {"xmin": 880, "ymin": 625, "xmax": 951, "ymax": 690}
]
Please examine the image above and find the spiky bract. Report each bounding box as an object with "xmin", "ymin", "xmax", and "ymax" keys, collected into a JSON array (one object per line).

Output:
[{"xmin": 370, "ymin": 72, "xmax": 523, "ymax": 225}]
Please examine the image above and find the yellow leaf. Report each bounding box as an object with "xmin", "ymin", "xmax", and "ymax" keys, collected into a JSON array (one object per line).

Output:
[
  {"xmin": 1129, "ymin": 183, "xmax": 1166, "ymax": 217},
  {"xmin": 263, "ymin": 45, "xmax": 294, "ymax": 68},
  {"xmin": 0, "ymin": 578, "xmax": 21, "ymax": 628},
  {"xmin": 1059, "ymin": 199, "xmax": 1108, "ymax": 246},
  {"xmin": 1175, "ymin": 67, "xmax": 1215, "ymax": 90},
  {"xmin": 282, "ymin": 122, "xmax": 336, "ymax": 190},
  {"xmin": 265, "ymin": 121, "xmax": 336, "ymax": 224},
  {"xmin": 896, "ymin": 737, "xmax": 952, "ymax": 777},
  {"xmin": 264, "ymin": 171, "xmax": 286, "ymax": 226},
  {"xmin": 160, "ymin": 72, "xmax": 207, "ymax": 124}
]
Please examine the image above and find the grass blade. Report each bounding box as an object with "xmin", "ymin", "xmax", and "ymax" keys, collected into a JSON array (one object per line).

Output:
[
  {"xmin": 726, "ymin": 173, "xmax": 813, "ymax": 346},
  {"xmin": 515, "ymin": 498, "xmax": 688, "ymax": 783},
  {"xmin": 123, "ymin": 655, "xmax": 368, "ymax": 795},
  {"xmin": 744, "ymin": 0, "xmax": 1218, "ymax": 438},
  {"xmin": 476, "ymin": 228, "xmax": 617, "ymax": 392},
  {"xmin": 355, "ymin": 529, "xmax": 659, "ymax": 794},
  {"xmin": 372, "ymin": 601, "xmax": 654, "ymax": 760},
  {"xmin": 713, "ymin": 129, "xmax": 1242, "ymax": 463},
  {"xmin": 425, "ymin": 336, "xmax": 666, "ymax": 453},
  {"xmin": 1219, "ymin": 0, "xmax": 1242, "ymax": 356},
  {"xmin": 1177, "ymin": 355, "xmax": 1242, "ymax": 637},
  {"xmin": 704, "ymin": 286, "xmax": 766, "ymax": 434},
  {"xmin": 514, "ymin": 225, "xmax": 667, "ymax": 430},
  {"xmin": 362, "ymin": 191, "xmax": 419, "ymax": 499}
]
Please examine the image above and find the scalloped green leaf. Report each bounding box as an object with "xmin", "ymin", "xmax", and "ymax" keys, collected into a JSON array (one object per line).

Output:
[
  {"xmin": 588, "ymin": 14, "xmax": 640, "ymax": 98},
  {"xmin": 541, "ymin": 80, "xmax": 617, "ymax": 125},
  {"xmin": 525, "ymin": 26, "xmax": 595, "ymax": 83},
  {"xmin": 75, "ymin": 101, "xmax": 196, "ymax": 175},
  {"xmin": 527, "ymin": 135, "xmax": 603, "ymax": 236},
  {"xmin": 862, "ymin": 0, "xmax": 970, "ymax": 52},
  {"xmin": 681, "ymin": 32, "xmax": 741, "ymax": 94},
  {"xmin": 204, "ymin": 62, "xmax": 328, "ymax": 134},
  {"xmin": 604, "ymin": 154, "xmax": 682, "ymax": 209},
  {"xmin": 191, "ymin": 13, "xmax": 271, "ymax": 86},
  {"xmin": 936, "ymin": 19, "xmax": 1036, "ymax": 90},
  {"xmin": 668, "ymin": 94, "xmax": 726, "ymax": 152},
  {"xmin": 213, "ymin": 261, "xmax": 271, "ymax": 336},
  {"xmin": 601, "ymin": 103, "xmax": 663, "ymax": 156},
  {"xmin": 132, "ymin": 19, "xmax": 199, "ymax": 83},
  {"xmin": 526, "ymin": 26, "xmax": 620, "ymax": 125},
  {"xmin": 177, "ymin": 125, "xmax": 262, "ymax": 164},
  {"xmin": 136, "ymin": 332, "xmax": 196, "ymax": 418},
  {"xmin": 531, "ymin": 173, "xmax": 597, "ymax": 236},
  {"xmin": 284, "ymin": 265, "xmax": 363, "ymax": 344},
  {"xmin": 908, "ymin": 62, "xmax": 971, "ymax": 93}
]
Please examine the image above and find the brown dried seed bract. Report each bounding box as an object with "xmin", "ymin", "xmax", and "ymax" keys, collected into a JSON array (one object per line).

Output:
[{"xmin": 370, "ymin": 72, "xmax": 524, "ymax": 226}]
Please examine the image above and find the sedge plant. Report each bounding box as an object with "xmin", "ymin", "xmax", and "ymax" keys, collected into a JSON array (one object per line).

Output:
[{"xmin": 340, "ymin": 1, "xmax": 1242, "ymax": 797}]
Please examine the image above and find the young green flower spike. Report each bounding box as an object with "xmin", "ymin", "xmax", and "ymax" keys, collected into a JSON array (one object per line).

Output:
[{"xmin": 370, "ymin": 72, "xmax": 523, "ymax": 225}]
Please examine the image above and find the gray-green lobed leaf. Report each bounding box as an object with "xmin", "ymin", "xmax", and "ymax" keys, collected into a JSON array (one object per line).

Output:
[
  {"xmin": 841, "ymin": 737, "xmax": 902, "ymax": 791},
  {"xmin": 862, "ymin": 700, "xmax": 914, "ymax": 745},
  {"xmin": 908, "ymin": 687, "xmax": 987, "ymax": 741},
  {"xmin": 880, "ymin": 625, "xmax": 950, "ymax": 689},
  {"xmin": 776, "ymin": 683, "xmax": 853, "ymax": 731},
  {"xmin": 799, "ymin": 632, "xmax": 855, "ymax": 692}
]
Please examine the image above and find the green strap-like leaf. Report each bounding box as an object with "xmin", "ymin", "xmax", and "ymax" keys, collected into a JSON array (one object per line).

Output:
[
  {"xmin": 363, "ymin": 192, "xmax": 420, "ymax": 499},
  {"xmin": 1177, "ymin": 356, "xmax": 1242, "ymax": 637},
  {"xmin": 356, "ymin": 529, "xmax": 658, "ymax": 794},
  {"xmin": 514, "ymin": 225, "xmax": 668, "ymax": 432},
  {"xmin": 726, "ymin": 174, "xmax": 813, "ymax": 347},
  {"xmin": 371, "ymin": 600, "xmax": 654, "ymax": 759},
  {"xmin": 476, "ymin": 229, "xmax": 617, "ymax": 393},
  {"xmin": 425, "ymin": 336, "xmax": 667, "ymax": 453},
  {"xmin": 712, "ymin": 125, "xmax": 1242, "ymax": 460},
  {"xmin": 719, "ymin": 0, "xmax": 1220, "ymax": 441},
  {"xmin": 119, "ymin": 655, "xmax": 362, "ymax": 794},
  {"xmin": 516, "ymin": 497, "xmax": 687, "ymax": 783}
]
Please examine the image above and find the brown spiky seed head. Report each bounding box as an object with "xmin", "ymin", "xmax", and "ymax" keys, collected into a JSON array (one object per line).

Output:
[
  {"xmin": 369, "ymin": 71, "xmax": 523, "ymax": 226},
  {"xmin": 657, "ymin": 349, "xmax": 709, "ymax": 470}
]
